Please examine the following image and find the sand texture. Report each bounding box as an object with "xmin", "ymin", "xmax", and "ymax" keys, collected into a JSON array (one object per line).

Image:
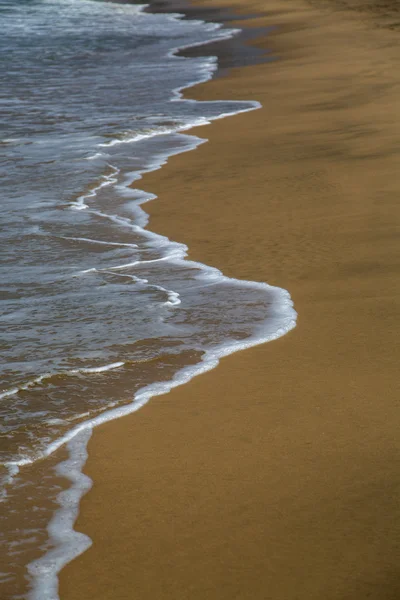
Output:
[{"xmin": 60, "ymin": 0, "xmax": 400, "ymax": 598}]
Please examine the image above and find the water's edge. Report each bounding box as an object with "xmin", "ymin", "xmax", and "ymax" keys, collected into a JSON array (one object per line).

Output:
[{"xmin": 9, "ymin": 7, "xmax": 297, "ymax": 598}]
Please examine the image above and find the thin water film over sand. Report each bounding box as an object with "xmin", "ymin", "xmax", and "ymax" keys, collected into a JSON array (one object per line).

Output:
[{"xmin": 0, "ymin": 0, "xmax": 296, "ymax": 597}]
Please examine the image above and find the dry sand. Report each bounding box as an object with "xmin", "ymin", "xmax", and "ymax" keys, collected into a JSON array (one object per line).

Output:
[{"xmin": 61, "ymin": 1, "xmax": 400, "ymax": 598}]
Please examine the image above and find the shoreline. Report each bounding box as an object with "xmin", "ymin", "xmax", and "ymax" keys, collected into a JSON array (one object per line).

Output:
[
  {"xmin": 61, "ymin": 0, "xmax": 400, "ymax": 599},
  {"xmin": 2, "ymin": 7, "xmax": 282, "ymax": 597}
]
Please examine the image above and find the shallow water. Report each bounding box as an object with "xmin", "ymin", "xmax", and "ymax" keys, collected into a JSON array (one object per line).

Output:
[{"xmin": 0, "ymin": 0, "xmax": 296, "ymax": 597}]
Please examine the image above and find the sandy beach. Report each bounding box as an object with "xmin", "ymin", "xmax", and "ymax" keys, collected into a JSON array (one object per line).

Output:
[{"xmin": 60, "ymin": 0, "xmax": 400, "ymax": 598}]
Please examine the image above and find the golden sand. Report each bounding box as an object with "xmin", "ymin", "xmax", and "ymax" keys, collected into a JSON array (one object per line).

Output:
[{"xmin": 60, "ymin": 1, "xmax": 400, "ymax": 598}]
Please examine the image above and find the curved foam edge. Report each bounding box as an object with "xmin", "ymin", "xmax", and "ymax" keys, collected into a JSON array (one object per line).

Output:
[
  {"xmin": 6, "ymin": 281, "xmax": 295, "ymax": 472},
  {"xmin": 27, "ymin": 428, "xmax": 93, "ymax": 600},
  {"xmin": 18, "ymin": 271, "xmax": 296, "ymax": 600},
  {"xmin": 70, "ymin": 166, "xmax": 119, "ymax": 210},
  {"xmin": 25, "ymin": 293, "xmax": 295, "ymax": 600},
  {"xmin": 89, "ymin": 23, "xmax": 260, "ymax": 153},
  {"xmin": 25, "ymin": 294, "xmax": 295, "ymax": 595},
  {"xmin": 18, "ymin": 8, "xmax": 296, "ymax": 600}
]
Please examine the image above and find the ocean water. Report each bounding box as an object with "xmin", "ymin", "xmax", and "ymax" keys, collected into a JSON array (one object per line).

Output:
[{"xmin": 0, "ymin": 0, "xmax": 296, "ymax": 597}]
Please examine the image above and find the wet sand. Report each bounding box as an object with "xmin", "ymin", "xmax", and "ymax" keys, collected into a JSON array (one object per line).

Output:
[{"xmin": 61, "ymin": 0, "xmax": 400, "ymax": 598}]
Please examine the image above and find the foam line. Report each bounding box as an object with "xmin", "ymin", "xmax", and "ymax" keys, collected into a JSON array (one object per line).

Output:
[
  {"xmin": 12, "ymin": 7, "xmax": 297, "ymax": 600},
  {"xmin": 1, "ymin": 8, "xmax": 287, "ymax": 462},
  {"xmin": 89, "ymin": 208, "xmax": 145, "ymax": 231},
  {"xmin": 101, "ymin": 270, "xmax": 149, "ymax": 285},
  {"xmin": 99, "ymin": 270, "xmax": 180, "ymax": 304},
  {"xmin": 6, "ymin": 280, "xmax": 295, "ymax": 473},
  {"xmin": 85, "ymin": 152, "xmax": 104, "ymax": 160},
  {"xmin": 97, "ymin": 118, "xmax": 208, "ymax": 148},
  {"xmin": 71, "ymin": 362, "xmax": 124, "ymax": 374},
  {"xmin": 0, "ymin": 464, "xmax": 19, "ymax": 501},
  {"xmin": 78, "ymin": 253, "xmax": 181, "ymax": 274},
  {"xmin": 27, "ymin": 427, "xmax": 93, "ymax": 600},
  {"xmin": 60, "ymin": 235, "xmax": 138, "ymax": 248},
  {"xmin": 69, "ymin": 166, "xmax": 119, "ymax": 210},
  {"xmin": 0, "ymin": 362, "xmax": 125, "ymax": 401},
  {"xmin": 93, "ymin": 26, "xmax": 260, "ymax": 151},
  {"xmin": 0, "ymin": 374, "xmax": 49, "ymax": 400}
]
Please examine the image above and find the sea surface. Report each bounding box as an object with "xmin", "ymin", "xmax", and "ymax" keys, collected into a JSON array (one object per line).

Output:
[{"xmin": 0, "ymin": 0, "xmax": 296, "ymax": 597}]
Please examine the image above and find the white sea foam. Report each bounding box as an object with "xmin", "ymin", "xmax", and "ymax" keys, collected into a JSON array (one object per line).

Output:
[
  {"xmin": 85, "ymin": 152, "xmax": 104, "ymax": 160},
  {"xmin": 97, "ymin": 119, "xmax": 207, "ymax": 148},
  {"xmin": 164, "ymin": 290, "xmax": 181, "ymax": 306},
  {"xmin": 0, "ymin": 362, "xmax": 126, "ymax": 401},
  {"xmin": 100, "ymin": 269, "xmax": 178, "ymax": 301},
  {"xmin": 70, "ymin": 166, "xmax": 119, "ymax": 210},
  {"xmin": 60, "ymin": 235, "xmax": 138, "ymax": 248},
  {"xmin": 102, "ymin": 270, "xmax": 149, "ymax": 285},
  {"xmin": 19, "ymin": 266, "xmax": 296, "ymax": 597},
  {"xmin": 8, "ymin": 8, "xmax": 297, "ymax": 600},
  {"xmin": 93, "ymin": 27, "xmax": 259, "ymax": 152},
  {"xmin": 78, "ymin": 253, "xmax": 182, "ymax": 274},
  {"xmin": 8, "ymin": 284, "xmax": 295, "ymax": 474},
  {"xmin": 27, "ymin": 427, "xmax": 92, "ymax": 600},
  {"xmin": 71, "ymin": 362, "xmax": 124, "ymax": 374},
  {"xmin": 0, "ymin": 464, "xmax": 20, "ymax": 502}
]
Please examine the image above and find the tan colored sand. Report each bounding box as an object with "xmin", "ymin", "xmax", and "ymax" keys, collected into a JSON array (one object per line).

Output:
[{"xmin": 60, "ymin": 1, "xmax": 400, "ymax": 599}]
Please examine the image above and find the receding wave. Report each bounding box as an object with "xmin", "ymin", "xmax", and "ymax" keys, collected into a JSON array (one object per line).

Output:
[
  {"xmin": 1, "ymin": 124, "xmax": 296, "ymax": 600},
  {"xmin": 0, "ymin": 1, "xmax": 296, "ymax": 599}
]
